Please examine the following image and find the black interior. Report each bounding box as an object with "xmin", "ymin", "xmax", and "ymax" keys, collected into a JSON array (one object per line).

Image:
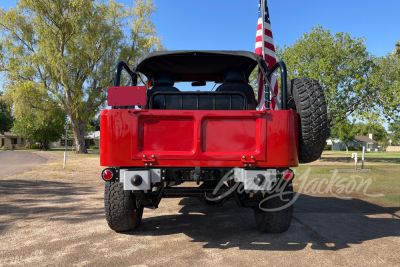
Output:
[
  {"xmin": 147, "ymin": 72, "xmax": 180, "ymax": 100},
  {"xmin": 147, "ymin": 69, "xmax": 256, "ymax": 110},
  {"xmin": 150, "ymin": 92, "xmax": 246, "ymax": 110},
  {"xmin": 215, "ymin": 69, "xmax": 257, "ymax": 110}
]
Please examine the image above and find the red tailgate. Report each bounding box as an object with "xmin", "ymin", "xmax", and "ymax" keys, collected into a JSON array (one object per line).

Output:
[
  {"xmin": 100, "ymin": 109, "xmax": 298, "ymax": 168},
  {"xmin": 131, "ymin": 111, "xmax": 266, "ymax": 161}
]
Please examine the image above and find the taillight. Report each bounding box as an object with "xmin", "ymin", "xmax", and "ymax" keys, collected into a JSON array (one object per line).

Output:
[
  {"xmin": 282, "ymin": 169, "xmax": 294, "ymax": 180},
  {"xmin": 102, "ymin": 169, "xmax": 114, "ymax": 181}
]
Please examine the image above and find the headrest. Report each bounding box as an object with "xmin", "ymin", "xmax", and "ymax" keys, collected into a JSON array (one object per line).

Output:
[
  {"xmin": 153, "ymin": 72, "xmax": 174, "ymax": 86},
  {"xmin": 224, "ymin": 69, "xmax": 245, "ymax": 83}
]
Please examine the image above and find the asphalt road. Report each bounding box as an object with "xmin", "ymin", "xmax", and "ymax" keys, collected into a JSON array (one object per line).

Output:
[
  {"xmin": 0, "ymin": 152, "xmax": 399, "ymax": 266},
  {"xmin": 0, "ymin": 151, "xmax": 48, "ymax": 178}
]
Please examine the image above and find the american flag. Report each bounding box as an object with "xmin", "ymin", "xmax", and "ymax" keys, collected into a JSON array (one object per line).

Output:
[{"xmin": 255, "ymin": 0, "xmax": 279, "ymax": 110}]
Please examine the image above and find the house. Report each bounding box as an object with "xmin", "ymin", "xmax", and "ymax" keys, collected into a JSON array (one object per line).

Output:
[
  {"xmin": 354, "ymin": 134, "xmax": 379, "ymax": 151},
  {"xmin": 50, "ymin": 131, "xmax": 100, "ymax": 149},
  {"xmin": 327, "ymin": 134, "xmax": 379, "ymax": 151},
  {"xmin": 0, "ymin": 132, "xmax": 29, "ymax": 149}
]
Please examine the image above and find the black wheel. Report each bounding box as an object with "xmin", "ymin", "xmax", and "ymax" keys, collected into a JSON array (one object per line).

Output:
[
  {"xmin": 288, "ymin": 78, "xmax": 329, "ymax": 163},
  {"xmin": 104, "ymin": 181, "xmax": 144, "ymax": 232},
  {"xmin": 254, "ymin": 181, "xmax": 293, "ymax": 233}
]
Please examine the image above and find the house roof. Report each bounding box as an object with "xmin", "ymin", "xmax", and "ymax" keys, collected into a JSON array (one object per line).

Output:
[
  {"xmin": 0, "ymin": 132, "xmax": 19, "ymax": 137},
  {"xmin": 354, "ymin": 135, "xmax": 378, "ymax": 143}
]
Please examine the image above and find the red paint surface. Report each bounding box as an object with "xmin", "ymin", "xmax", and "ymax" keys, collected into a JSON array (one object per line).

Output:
[
  {"xmin": 107, "ymin": 86, "xmax": 147, "ymax": 106},
  {"xmin": 100, "ymin": 109, "xmax": 299, "ymax": 168}
]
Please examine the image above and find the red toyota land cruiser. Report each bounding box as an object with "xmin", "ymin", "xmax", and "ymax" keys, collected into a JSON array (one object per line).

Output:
[{"xmin": 100, "ymin": 50, "xmax": 328, "ymax": 233}]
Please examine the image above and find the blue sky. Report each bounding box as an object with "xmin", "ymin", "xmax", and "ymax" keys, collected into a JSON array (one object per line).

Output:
[
  {"xmin": 147, "ymin": 0, "xmax": 399, "ymax": 57},
  {"xmin": 1, "ymin": 0, "xmax": 399, "ymax": 126},
  {"xmin": 2, "ymin": 0, "xmax": 398, "ymax": 56}
]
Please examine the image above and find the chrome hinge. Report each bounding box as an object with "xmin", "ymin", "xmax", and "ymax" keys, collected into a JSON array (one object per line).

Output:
[
  {"xmin": 241, "ymin": 156, "xmax": 256, "ymax": 167},
  {"xmin": 142, "ymin": 155, "xmax": 156, "ymax": 166}
]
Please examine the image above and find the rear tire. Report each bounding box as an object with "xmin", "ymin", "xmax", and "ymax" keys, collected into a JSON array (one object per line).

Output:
[
  {"xmin": 104, "ymin": 181, "xmax": 143, "ymax": 232},
  {"xmin": 288, "ymin": 78, "xmax": 329, "ymax": 163},
  {"xmin": 254, "ymin": 181, "xmax": 293, "ymax": 233}
]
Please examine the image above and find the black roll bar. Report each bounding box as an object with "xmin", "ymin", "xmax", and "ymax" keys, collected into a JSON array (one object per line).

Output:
[
  {"xmin": 257, "ymin": 59, "xmax": 288, "ymax": 110},
  {"xmin": 114, "ymin": 61, "xmax": 137, "ymax": 87}
]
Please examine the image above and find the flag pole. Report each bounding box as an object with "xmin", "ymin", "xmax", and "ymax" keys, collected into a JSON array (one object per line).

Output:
[
  {"xmin": 261, "ymin": 0, "xmax": 270, "ymax": 110},
  {"xmin": 261, "ymin": 0, "xmax": 265, "ymax": 60}
]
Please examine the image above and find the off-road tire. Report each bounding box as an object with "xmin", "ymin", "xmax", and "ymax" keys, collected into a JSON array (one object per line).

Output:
[
  {"xmin": 104, "ymin": 181, "xmax": 143, "ymax": 232},
  {"xmin": 254, "ymin": 181, "xmax": 293, "ymax": 233},
  {"xmin": 288, "ymin": 78, "xmax": 329, "ymax": 163}
]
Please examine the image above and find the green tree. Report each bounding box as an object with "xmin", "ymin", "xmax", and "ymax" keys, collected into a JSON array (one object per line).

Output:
[
  {"xmin": 352, "ymin": 122, "xmax": 387, "ymax": 142},
  {"xmin": 389, "ymin": 121, "xmax": 400, "ymax": 145},
  {"xmin": 0, "ymin": 92, "xmax": 14, "ymax": 134},
  {"xmin": 88, "ymin": 115, "xmax": 100, "ymax": 131},
  {"xmin": 12, "ymin": 109, "xmax": 66, "ymax": 149},
  {"xmin": 274, "ymin": 26, "xmax": 400, "ymax": 128},
  {"xmin": 0, "ymin": 0, "xmax": 163, "ymax": 153},
  {"xmin": 330, "ymin": 119, "xmax": 355, "ymax": 153},
  {"xmin": 394, "ymin": 40, "xmax": 400, "ymax": 55}
]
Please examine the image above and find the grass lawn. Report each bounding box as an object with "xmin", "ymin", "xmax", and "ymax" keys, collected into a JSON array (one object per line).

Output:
[
  {"xmin": 292, "ymin": 151, "xmax": 400, "ymax": 206},
  {"xmin": 46, "ymin": 150, "xmax": 100, "ymax": 158},
  {"xmin": 322, "ymin": 150, "xmax": 400, "ymax": 159}
]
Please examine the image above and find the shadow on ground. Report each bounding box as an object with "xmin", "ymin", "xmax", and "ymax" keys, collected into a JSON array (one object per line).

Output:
[
  {"xmin": 1, "ymin": 179, "xmax": 399, "ymax": 252},
  {"xmin": 125, "ymin": 194, "xmax": 400, "ymax": 251},
  {"xmin": 0, "ymin": 179, "xmax": 104, "ymax": 233}
]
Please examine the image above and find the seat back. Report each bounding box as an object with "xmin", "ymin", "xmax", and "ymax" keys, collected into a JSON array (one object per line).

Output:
[
  {"xmin": 149, "ymin": 91, "xmax": 246, "ymax": 110},
  {"xmin": 215, "ymin": 69, "xmax": 257, "ymax": 110},
  {"xmin": 147, "ymin": 72, "xmax": 179, "ymax": 109}
]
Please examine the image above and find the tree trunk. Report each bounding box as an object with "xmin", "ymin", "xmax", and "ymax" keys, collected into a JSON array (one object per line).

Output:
[
  {"xmin": 344, "ymin": 142, "xmax": 349, "ymax": 153},
  {"xmin": 72, "ymin": 122, "xmax": 87, "ymax": 154}
]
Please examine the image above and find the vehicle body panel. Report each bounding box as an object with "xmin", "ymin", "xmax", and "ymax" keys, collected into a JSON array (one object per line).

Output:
[{"xmin": 100, "ymin": 109, "xmax": 299, "ymax": 168}]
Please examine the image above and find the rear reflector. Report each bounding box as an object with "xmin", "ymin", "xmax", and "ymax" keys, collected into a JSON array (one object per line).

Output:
[
  {"xmin": 102, "ymin": 169, "xmax": 114, "ymax": 181},
  {"xmin": 283, "ymin": 169, "xmax": 294, "ymax": 180}
]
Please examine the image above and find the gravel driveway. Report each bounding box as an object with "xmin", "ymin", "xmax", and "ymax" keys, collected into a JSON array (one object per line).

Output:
[
  {"xmin": 0, "ymin": 152, "xmax": 399, "ymax": 266},
  {"xmin": 0, "ymin": 151, "xmax": 48, "ymax": 179}
]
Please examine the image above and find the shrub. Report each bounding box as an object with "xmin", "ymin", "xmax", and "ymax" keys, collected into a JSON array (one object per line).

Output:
[
  {"xmin": 90, "ymin": 145, "xmax": 99, "ymax": 149},
  {"xmin": 30, "ymin": 144, "xmax": 37, "ymax": 149},
  {"xmin": 324, "ymin": 145, "xmax": 331, "ymax": 150},
  {"xmin": 25, "ymin": 145, "xmax": 29, "ymax": 149}
]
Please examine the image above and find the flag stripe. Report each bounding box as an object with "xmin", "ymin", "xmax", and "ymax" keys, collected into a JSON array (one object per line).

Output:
[
  {"xmin": 264, "ymin": 41, "xmax": 275, "ymax": 52},
  {"xmin": 255, "ymin": 0, "xmax": 279, "ymax": 110}
]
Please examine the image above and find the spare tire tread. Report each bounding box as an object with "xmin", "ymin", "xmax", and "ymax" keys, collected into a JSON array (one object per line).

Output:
[{"xmin": 290, "ymin": 78, "xmax": 329, "ymax": 163}]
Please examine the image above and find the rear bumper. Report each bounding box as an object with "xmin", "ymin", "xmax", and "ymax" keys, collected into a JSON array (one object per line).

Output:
[
  {"xmin": 120, "ymin": 167, "xmax": 277, "ymax": 192},
  {"xmin": 100, "ymin": 109, "xmax": 299, "ymax": 168}
]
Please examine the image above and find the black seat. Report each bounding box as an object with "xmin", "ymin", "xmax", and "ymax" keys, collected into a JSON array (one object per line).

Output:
[
  {"xmin": 147, "ymin": 72, "xmax": 179, "ymax": 109},
  {"xmin": 215, "ymin": 69, "xmax": 257, "ymax": 110}
]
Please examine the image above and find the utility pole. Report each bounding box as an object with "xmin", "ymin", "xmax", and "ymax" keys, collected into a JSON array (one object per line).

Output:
[
  {"xmin": 361, "ymin": 146, "xmax": 365, "ymax": 169},
  {"xmin": 63, "ymin": 125, "xmax": 68, "ymax": 169}
]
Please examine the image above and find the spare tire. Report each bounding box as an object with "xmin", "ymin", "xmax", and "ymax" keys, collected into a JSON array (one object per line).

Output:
[{"xmin": 287, "ymin": 78, "xmax": 329, "ymax": 163}]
